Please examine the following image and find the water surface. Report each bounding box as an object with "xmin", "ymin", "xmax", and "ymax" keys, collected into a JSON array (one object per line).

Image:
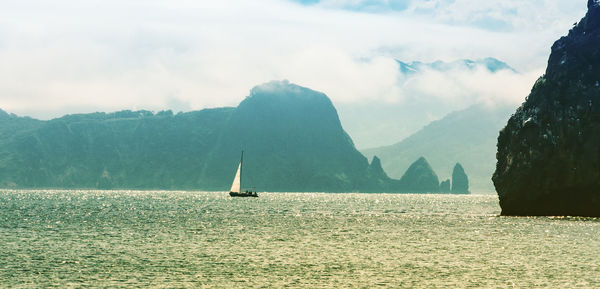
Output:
[{"xmin": 1, "ymin": 190, "xmax": 599, "ymax": 287}]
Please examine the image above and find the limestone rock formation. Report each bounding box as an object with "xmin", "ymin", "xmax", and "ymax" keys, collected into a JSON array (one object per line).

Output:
[
  {"xmin": 451, "ymin": 163, "xmax": 469, "ymax": 194},
  {"xmin": 367, "ymin": 156, "xmax": 386, "ymax": 177},
  {"xmin": 493, "ymin": 1, "xmax": 600, "ymax": 216},
  {"xmin": 363, "ymin": 156, "xmax": 401, "ymax": 192},
  {"xmin": 361, "ymin": 104, "xmax": 513, "ymax": 194},
  {"xmin": 399, "ymin": 157, "xmax": 439, "ymax": 193}
]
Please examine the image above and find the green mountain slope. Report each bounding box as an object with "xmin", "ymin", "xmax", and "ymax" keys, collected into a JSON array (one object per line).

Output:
[
  {"xmin": 0, "ymin": 81, "xmax": 396, "ymax": 192},
  {"xmin": 201, "ymin": 80, "xmax": 375, "ymax": 192},
  {"xmin": 1, "ymin": 81, "xmax": 479, "ymax": 193},
  {"xmin": 0, "ymin": 108, "xmax": 233, "ymax": 189},
  {"xmin": 362, "ymin": 104, "xmax": 514, "ymax": 193}
]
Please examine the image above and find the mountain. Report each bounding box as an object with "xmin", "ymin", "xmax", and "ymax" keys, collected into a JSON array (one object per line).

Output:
[
  {"xmin": 396, "ymin": 57, "xmax": 517, "ymax": 75},
  {"xmin": 0, "ymin": 109, "xmax": 42, "ymax": 141},
  {"xmin": 0, "ymin": 81, "xmax": 403, "ymax": 192},
  {"xmin": 200, "ymin": 80, "xmax": 377, "ymax": 192},
  {"xmin": 0, "ymin": 108, "xmax": 233, "ymax": 189},
  {"xmin": 0, "ymin": 80, "xmax": 473, "ymax": 193},
  {"xmin": 362, "ymin": 104, "xmax": 514, "ymax": 193},
  {"xmin": 494, "ymin": 0, "xmax": 600, "ymax": 216},
  {"xmin": 339, "ymin": 57, "xmax": 519, "ymax": 149}
]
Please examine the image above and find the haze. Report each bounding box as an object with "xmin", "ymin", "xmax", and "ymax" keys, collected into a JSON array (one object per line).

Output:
[{"xmin": 0, "ymin": 0, "xmax": 587, "ymax": 148}]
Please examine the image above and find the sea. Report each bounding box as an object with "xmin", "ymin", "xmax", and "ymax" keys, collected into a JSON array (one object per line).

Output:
[{"xmin": 1, "ymin": 190, "xmax": 599, "ymax": 288}]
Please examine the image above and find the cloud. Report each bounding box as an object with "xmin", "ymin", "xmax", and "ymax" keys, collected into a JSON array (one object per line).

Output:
[
  {"xmin": 398, "ymin": 66, "xmax": 542, "ymax": 108},
  {"xmin": 0, "ymin": 0, "xmax": 589, "ymax": 146},
  {"xmin": 275, "ymin": 46, "xmax": 402, "ymax": 103},
  {"xmin": 335, "ymin": 63, "xmax": 542, "ymax": 148},
  {"xmin": 293, "ymin": 0, "xmax": 586, "ymax": 33},
  {"xmin": 408, "ymin": 0, "xmax": 584, "ymax": 33},
  {"xmin": 292, "ymin": 0, "xmax": 411, "ymax": 12}
]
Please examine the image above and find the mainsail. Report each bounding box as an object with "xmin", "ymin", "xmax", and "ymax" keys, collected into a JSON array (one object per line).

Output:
[
  {"xmin": 228, "ymin": 151, "xmax": 257, "ymax": 197},
  {"xmin": 230, "ymin": 162, "xmax": 242, "ymax": 193}
]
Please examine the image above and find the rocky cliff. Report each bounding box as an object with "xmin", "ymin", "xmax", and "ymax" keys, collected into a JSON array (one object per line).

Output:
[
  {"xmin": 493, "ymin": 0, "xmax": 600, "ymax": 216},
  {"xmin": 202, "ymin": 80, "xmax": 376, "ymax": 192},
  {"xmin": 451, "ymin": 163, "xmax": 469, "ymax": 194}
]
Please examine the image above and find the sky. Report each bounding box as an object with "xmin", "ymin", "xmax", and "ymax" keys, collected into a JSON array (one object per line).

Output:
[{"xmin": 0, "ymin": 0, "xmax": 589, "ymax": 148}]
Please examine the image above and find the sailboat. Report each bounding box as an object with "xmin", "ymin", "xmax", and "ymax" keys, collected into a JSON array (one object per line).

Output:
[{"xmin": 229, "ymin": 151, "xmax": 258, "ymax": 197}]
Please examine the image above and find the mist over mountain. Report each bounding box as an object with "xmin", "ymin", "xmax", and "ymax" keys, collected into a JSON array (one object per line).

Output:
[
  {"xmin": 363, "ymin": 104, "xmax": 514, "ymax": 193},
  {"xmin": 338, "ymin": 57, "xmax": 529, "ymax": 149},
  {"xmin": 396, "ymin": 58, "xmax": 517, "ymax": 75}
]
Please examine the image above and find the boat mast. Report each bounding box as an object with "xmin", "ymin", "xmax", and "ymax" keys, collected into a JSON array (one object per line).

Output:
[{"xmin": 240, "ymin": 150, "xmax": 244, "ymax": 191}]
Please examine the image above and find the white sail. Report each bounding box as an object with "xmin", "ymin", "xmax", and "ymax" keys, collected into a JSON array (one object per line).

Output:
[{"xmin": 230, "ymin": 163, "xmax": 242, "ymax": 193}]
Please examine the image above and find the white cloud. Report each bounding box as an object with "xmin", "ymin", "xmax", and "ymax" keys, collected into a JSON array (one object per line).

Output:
[
  {"xmin": 399, "ymin": 67, "xmax": 542, "ymax": 107},
  {"xmin": 419, "ymin": 0, "xmax": 583, "ymax": 29},
  {"xmin": 0, "ymin": 0, "xmax": 589, "ymax": 146},
  {"xmin": 336, "ymin": 64, "xmax": 543, "ymax": 148},
  {"xmin": 275, "ymin": 46, "xmax": 401, "ymax": 103}
]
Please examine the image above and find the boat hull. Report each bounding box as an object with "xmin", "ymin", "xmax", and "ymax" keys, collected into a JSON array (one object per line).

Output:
[{"xmin": 229, "ymin": 191, "xmax": 259, "ymax": 197}]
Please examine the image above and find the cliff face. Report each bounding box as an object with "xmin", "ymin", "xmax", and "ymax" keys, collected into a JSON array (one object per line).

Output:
[
  {"xmin": 493, "ymin": 1, "xmax": 600, "ymax": 216},
  {"xmin": 203, "ymin": 80, "xmax": 374, "ymax": 192}
]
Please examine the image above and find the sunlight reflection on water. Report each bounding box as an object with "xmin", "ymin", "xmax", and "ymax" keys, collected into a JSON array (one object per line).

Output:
[{"xmin": 0, "ymin": 190, "xmax": 599, "ymax": 288}]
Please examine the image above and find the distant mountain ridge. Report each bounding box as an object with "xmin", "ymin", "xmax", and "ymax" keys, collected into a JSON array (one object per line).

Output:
[
  {"xmin": 363, "ymin": 104, "xmax": 514, "ymax": 193},
  {"xmin": 0, "ymin": 81, "xmax": 372, "ymax": 191},
  {"xmin": 0, "ymin": 80, "xmax": 464, "ymax": 193},
  {"xmin": 397, "ymin": 57, "xmax": 517, "ymax": 75}
]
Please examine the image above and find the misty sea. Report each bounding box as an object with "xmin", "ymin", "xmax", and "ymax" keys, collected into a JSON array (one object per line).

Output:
[{"xmin": 1, "ymin": 190, "xmax": 599, "ymax": 288}]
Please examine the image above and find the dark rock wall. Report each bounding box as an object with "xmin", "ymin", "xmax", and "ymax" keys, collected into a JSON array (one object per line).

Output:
[{"xmin": 493, "ymin": 1, "xmax": 600, "ymax": 216}]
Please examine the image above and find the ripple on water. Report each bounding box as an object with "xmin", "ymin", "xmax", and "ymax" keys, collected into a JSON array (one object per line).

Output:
[{"xmin": 0, "ymin": 190, "xmax": 599, "ymax": 288}]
